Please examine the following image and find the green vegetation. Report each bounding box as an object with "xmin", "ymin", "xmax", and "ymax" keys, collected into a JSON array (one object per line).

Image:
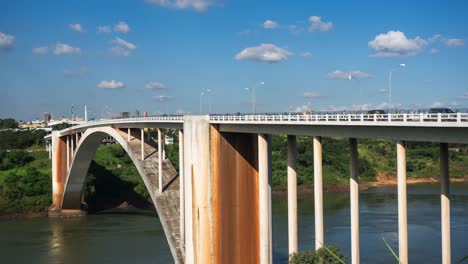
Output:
[
  {"xmin": 289, "ymin": 245, "xmax": 346, "ymax": 264},
  {"xmin": 0, "ymin": 129, "xmax": 46, "ymax": 149},
  {"xmin": 271, "ymin": 136, "xmax": 468, "ymax": 189},
  {"xmin": 0, "ymin": 118, "xmax": 18, "ymax": 129}
]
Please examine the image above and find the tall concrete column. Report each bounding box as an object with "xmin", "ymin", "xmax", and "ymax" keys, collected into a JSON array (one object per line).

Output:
[
  {"xmin": 76, "ymin": 132, "xmax": 79, "ymax": 145},
  {"xmin": 158, "ymin": 128, "xmax": 163, "ymax": 193},
  {"xmin": 313, "ymin": 136, "xmax": 324, "ymax": 250},
  {"xmin": 183, "ymin": 116, "xmax": 211, "ymax": 264},
  {"xmin": 179, "ymin": 129, "xmax": 185, "ymax": 247},
  {"xmin": 349, "ymin": 138, "xmax": 360, "ymax": 264},
  {"xmin": 258, "ymin": 134, "xmax": 272, "ymax": 264},
  {"xmin": 141, "ymin": 129, "xmax": 145, "ymax": 160},
  {"xmin": 287, "ymin": 135, "xmax": 298, "ymax": 255},
  {"xmin": 440, "ymin": 143, "xmax": 451, "ymax": 264},
  {"xmin": 66, "ymin": 136, "xmax": 70, "ymax": 171},
  {"xmin": 162, "ymin": 130, "xmax": 166, "ymax": 160},
  {"xmin": 127, "ymin": 128, "xmax": 131, "ymax": 141},
  {"xmin": 71, "ymin": 135, "xmax": 75, "ymax": 157},
  {"xmin": 397, "ymin": 141, "xmax": 408, "ymax": 264}
]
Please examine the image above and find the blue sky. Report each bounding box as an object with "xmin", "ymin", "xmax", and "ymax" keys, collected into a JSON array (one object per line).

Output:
[{"xmin": 1, "ymin": 0, "xmax": 467, "ymax": 120}]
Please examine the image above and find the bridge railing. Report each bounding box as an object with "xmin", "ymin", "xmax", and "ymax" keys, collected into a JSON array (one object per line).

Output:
[{"xmin": 209, "ymin": 113, "xmax": 468, "ymax": 124}]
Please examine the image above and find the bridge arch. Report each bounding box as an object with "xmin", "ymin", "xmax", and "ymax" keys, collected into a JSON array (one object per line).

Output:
[{"xmin": 60, "ymin": 126, "xmax": 183, "ymax": 263}]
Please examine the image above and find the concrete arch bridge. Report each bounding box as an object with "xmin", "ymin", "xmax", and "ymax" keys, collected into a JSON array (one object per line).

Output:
[{"xmin": 46, "ymin": 113, "xmax": 468, "ymax": 264}]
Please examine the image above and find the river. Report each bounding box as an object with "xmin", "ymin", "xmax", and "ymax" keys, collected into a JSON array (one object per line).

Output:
[{"xmin": 1, "ymin": 183, "xmax": 467, "ymax": 263}]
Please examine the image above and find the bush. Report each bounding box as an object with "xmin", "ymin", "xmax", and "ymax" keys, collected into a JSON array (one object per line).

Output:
[{"xmin": 289, "ymin": 245, "xmax": 346, "ymax": 264}]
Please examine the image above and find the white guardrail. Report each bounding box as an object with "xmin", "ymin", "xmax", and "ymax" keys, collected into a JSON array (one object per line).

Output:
[
  {"xmin": 58, "ymin": 113, "xmax": 468, "ymax": 135},
  {"xmin": 209, "ymin": 113, "xmax": 468, "ymax": 124}
]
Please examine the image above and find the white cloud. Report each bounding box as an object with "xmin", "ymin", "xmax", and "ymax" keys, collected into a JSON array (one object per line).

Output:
[
  {"xmin": 32, "ymin": 46, "xmax": 49, "ymax": 54},
  {"xmin": 110, "ymin": 37, "xmax": 136, "ymax": 56},
  {"xmin": 69, "ymin": 23, "xmax": 84, "ymax": 32},
  {"xmin": 98, "ymin": 25, "xmax": 111, "ymax": 33},
  {"xmin": 294, "ymin": 104, "xmax": 313, "ymax": 113},
  {"xmin": 445, "ymin": 38, "xmax": 464, "ymax": 47},
  {"xmin": 327, "ymin": 70, "xmax": 371, "ymax": 80},
  {"xmin": 308, "ymin": 16, "xmax": 333, "ymax": 32},
  {"xmin": 146, "ymin": 81, "xmax": 166, "ymax": 89},
  {"xmin": 53, "ymin": 43, "xmax": 81, "ymax": 55},
  {"xmin": 300, "ymin": 51, "xmax": 312, "ymax": 58},
  {"xmin": 0, "ymin": 32, "xmax": 15, "ymax": 51},
  {"xmin": 98, "ymin": 80, "xmax": 125, "ymax": 89},
  {"xmin": 145, "ymin": 0, "xmax": 216, "ymax": 11},
  {"xmin": 368, "ymin": 31, "xmax": 427, "ymax": 58},
  {"xmin": 113, "ymin": 37, "xmax": 136, "ymax": 50},
  {"xmin": 304, "ymin": 92, "xmax": 322, "ymax": 99},
  {"xmin": 235, "ymin": 43, "xmax": 292, "ymax": 63},
  {"xmin": 263, "ymin": 20, "xmax": 278, "ymax": 29},
  {"xmin": 457, "ymin": 92, "xmax": 468, "ymax": 100},
  {"xmin": 428, "ymin": 34, "xmax": 443, "ymax": 43},
  {"xmin": 113, "ymin": 22, "xmax": 130, "ymax": 33}
]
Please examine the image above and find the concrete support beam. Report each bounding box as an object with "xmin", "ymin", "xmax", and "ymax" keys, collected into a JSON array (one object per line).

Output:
[
  {"xmin": 183, "ymin": 116, "xmax": 211, "ymax": 264},
  {"xmin": 287, "ymin": 135, "xmax": 298, "ymax": 255},
  {"xmin": 71, "ymin": 135, "xmax": 75, "ymax": 157},
  {"xmin": 313, "ymin": 136, "xmax": 324, "ymax": 250},
  {"xmin": 127, "ymin": 128, "xmax": 131, "ymax": 141},
  {"xmin": 141, "ymin": 128, "xmax": 144, "ymax": 160},
  {"xmin": 440, "ymin": 143, "xmax": 451, "ymax": 264},
  {"xmin": 51, "ymin": 132, "xmax": 67, "ymax": 209},
  {"xmin": 162, "ymin": 130, "xmax": 166, "ymax": 160},
  {"xmin": 76, "ymin": 133, "xmax": 79, "ymax": 146},
  {"xmin": 179, "ymin": 129, "xmax": 185, "ymax": 248},
  {"xmin": 349, "ymin": 138, "xmax": 360, "ymax": 264},
  {"xmin": 397, "ymin": 141, "xmax": 408, "ymax": 264},
  {"xmin": 258, "ymin": 133, "xmax": 272, "ymax": 264},
  {"xmin": 158, "ymin": 128, "xmax": 163, "ymax": 193},
  {"xmin": 66, "ymin": 136, "xmax": 70, "ymax": 171}
]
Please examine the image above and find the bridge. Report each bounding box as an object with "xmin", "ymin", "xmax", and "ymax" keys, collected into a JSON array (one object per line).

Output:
[{"xmin": 46, "ymin": 112, "xmax": 468, "ymax": 264}]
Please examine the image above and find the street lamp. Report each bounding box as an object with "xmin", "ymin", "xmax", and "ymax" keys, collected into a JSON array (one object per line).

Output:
[
  {"xmin": 245, "ymin": 81, "xmax": 264, "ymax": 114},
  {"xmin": 348, "ymin": 74, "xmax": 363, "ymax": 112},
  {"xmin": 199, "ymin": 89, "xmax": 212, "ymax": 114},
  {"xmin": 389, "ymin": 63, "xmax": 406, "ymax": 111}
]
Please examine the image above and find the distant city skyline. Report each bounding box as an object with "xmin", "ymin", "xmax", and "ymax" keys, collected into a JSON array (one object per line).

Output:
[{"xmin": 1, "ymin": 0, "xmax": 468, "ymax": 120}]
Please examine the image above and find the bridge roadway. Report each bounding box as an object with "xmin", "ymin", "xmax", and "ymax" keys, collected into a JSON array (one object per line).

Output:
[
  {"xmin": 46, "ymin": 112, "xmax": 468, "ymax": 264},
  {"xmin": 55, "ymin": 112, "xmax": 468, "ymax": 143}
]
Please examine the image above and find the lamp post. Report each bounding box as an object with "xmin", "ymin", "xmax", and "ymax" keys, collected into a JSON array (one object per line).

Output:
[
  {"xmin": 389, "ymin": 64, "xmax": 406, "ymax": 111},
  {"xmin": 348, "ymin": 75, "xmax": 363, "ymax": 112},
  {"xmin": 199, "ymin": 89, "xmax": 212, "ymax": 114},
  {"xmin": 245, "ymin": 81, "xmax": 264, "ymax": 114}
]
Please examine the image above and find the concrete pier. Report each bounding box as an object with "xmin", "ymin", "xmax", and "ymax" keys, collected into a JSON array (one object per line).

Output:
[
  {"xmin": 313, "ymin": 136, "xmax": 324, "ymax": 250},
  {"xmin": 349, "ymin": 138, "xmax": 359, "ymax": 264},
  {"xmin": 397, "ymin": 141, "xmax": 408, "ymax": 264},
  {"xmin": 287, "ymin": 135, "xmax": 298, "ymax": 255},
  {"xmin": 158, "ymin": 128, "xmax": 163, "ymax": 193},
  {"xmin": 141, "ymin": 129, "xmax": 144, "ymax": 160},
  {"xmin": 259, "ymin": 133, "xmax": 272, "ymax": 264},
  {"xmin": 440, "ymin": 143, "xmax": 451, "ymax": 264}
]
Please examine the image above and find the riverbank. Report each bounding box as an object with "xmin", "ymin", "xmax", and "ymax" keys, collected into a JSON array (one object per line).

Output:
[
  {"xmin": 272, "ymin": 175, "xmax": 468, "ymax": 196},
  {"xmin": 2, "ymin": 176, "xmax": 466, "ymax": 219}
]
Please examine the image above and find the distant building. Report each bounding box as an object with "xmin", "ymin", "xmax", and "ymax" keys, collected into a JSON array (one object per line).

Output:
[
  {"xmin": 44, "ymin": 112, "xmax": 51, "ymax": 125},
  {"xmin": 121, "ymin": 112, "xmax": 130, "ymax": 118}
]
